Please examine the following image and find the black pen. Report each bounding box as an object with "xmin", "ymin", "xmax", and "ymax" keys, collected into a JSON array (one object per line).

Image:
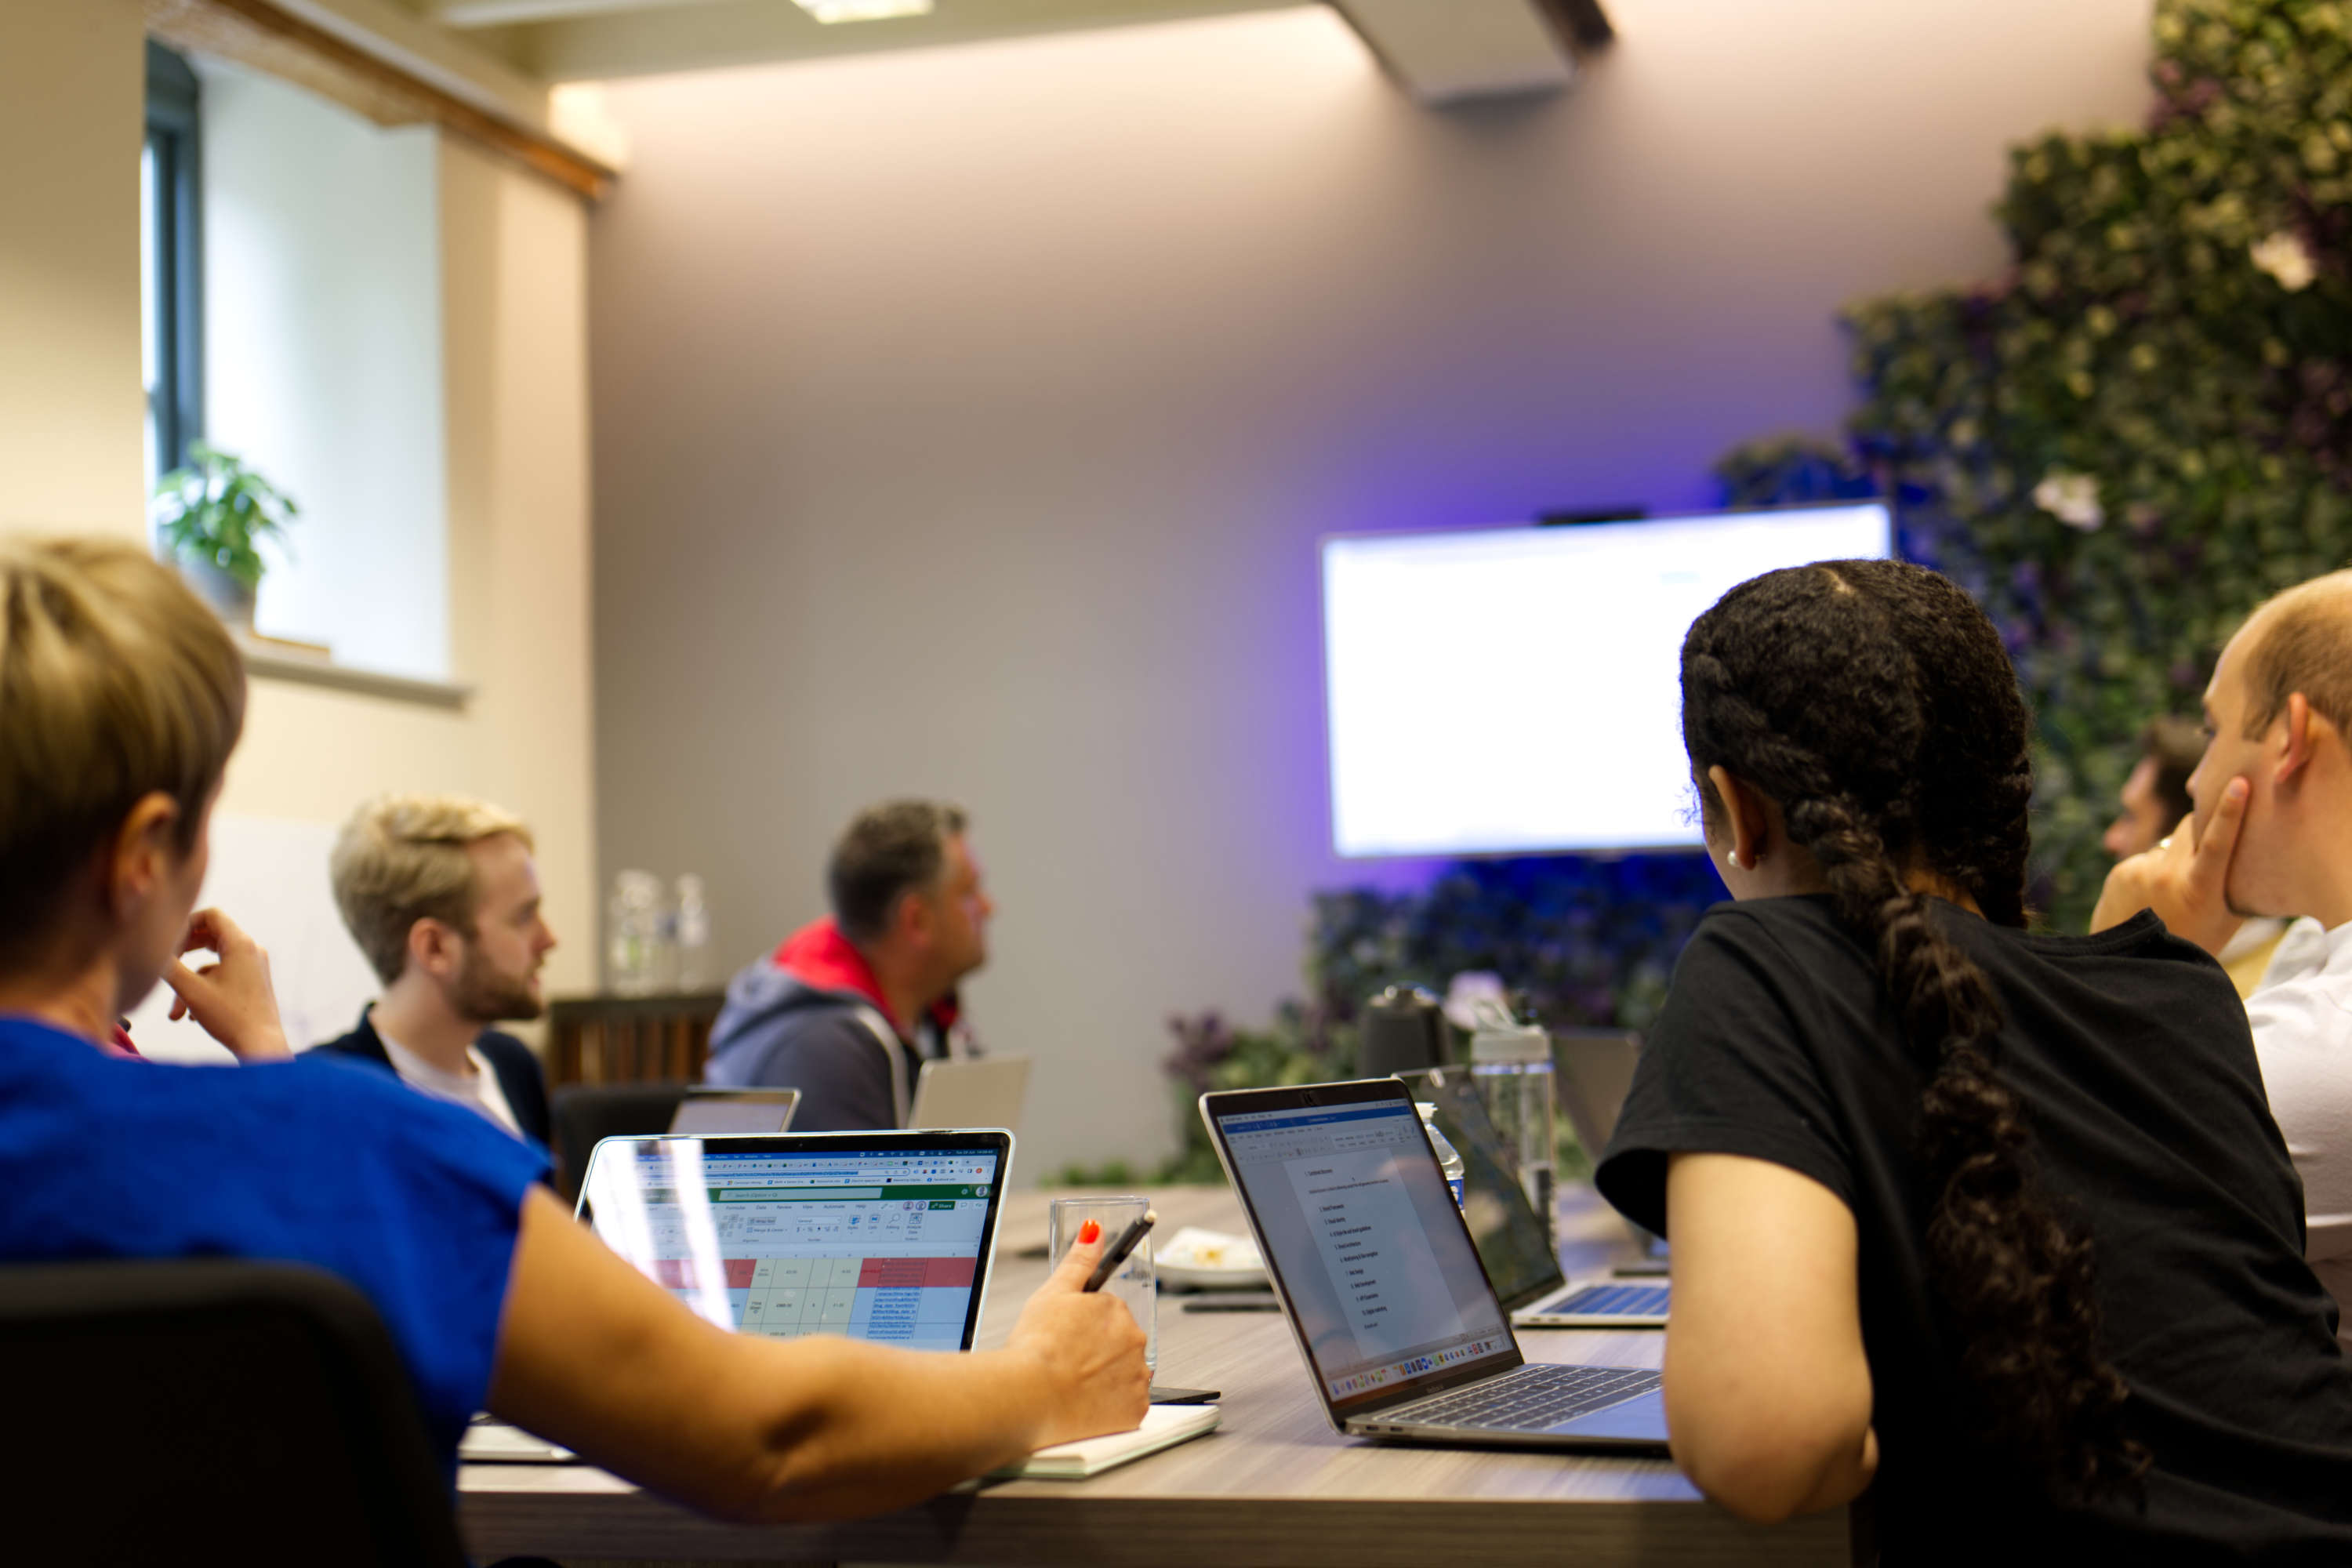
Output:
[{"xmin": 1081, "ymin": 1209, "xmax": 1158, "ymax": 1292}]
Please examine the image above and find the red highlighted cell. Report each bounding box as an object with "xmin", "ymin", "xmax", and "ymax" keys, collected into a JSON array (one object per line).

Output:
[
  {"xmin": 650, "ymin": 1258, "xmax": 759, "ymax": 1287},
  {"xmin": 856, "ymin": 1256, "xmax": 978, "ymax": 1288}
]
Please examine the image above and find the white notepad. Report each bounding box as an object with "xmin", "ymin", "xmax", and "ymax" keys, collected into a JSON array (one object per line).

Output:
[{"xmin": 991, "ymin": 1403, "xmax": 1221, "ymax": 1479}]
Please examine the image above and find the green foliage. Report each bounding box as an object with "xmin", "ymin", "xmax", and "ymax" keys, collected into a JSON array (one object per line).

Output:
[
  {"xmin": 1304, "ymin": 857, "xmax": 1722, "ymax": 1036},
  {"xmin": 151, "ymin": 441, "xmax": 300, "ymax": 591},
  {"xmin": 1145, "ymin": 858, "xmax": 1726, "ymax": 1179},
  {"xmin": 1044, "ymin": 1159, "xmax": 1142, "ymax": 1189},
  {"xmin": 1148, "ymin": 2, "xmax": 2352, "ymax": 1167},
  {"xmin": 1744, "ymin": 0, "xmax": 2352, "ymax": 926},
  {"xmin": 1713, "ymin": 434, "xmax": 1878, "ymax": 510}
]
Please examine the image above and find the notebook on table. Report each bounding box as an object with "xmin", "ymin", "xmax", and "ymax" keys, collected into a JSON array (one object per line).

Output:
[
  {"xmin": 990, "ymin": 1404, "xmax": 1222, "ymax": 1479},
  {"xmin": 1396, "ymin": 1065, "xmax": 1668, "ymax": 1329},
  {"xmin": 1199, "ymin": 1076, "xmax": 1668, "ymax": 1452}
]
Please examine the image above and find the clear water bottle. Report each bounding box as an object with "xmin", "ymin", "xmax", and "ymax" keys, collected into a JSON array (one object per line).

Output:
[
  {"xmin": 607, "ymin": 870, "xmax": 665, "ymax": 995},
  {"xmin": 1417, "ymin": 1102, "xmax": 1467, "ymax": 1210},
  {"xmin": 674, "ymin": 874, "xmax": 711, "ymax": 990},
  {"xmin": 1472, "ymin": 1022, "xmax": 1556, "ymax": 1250}
]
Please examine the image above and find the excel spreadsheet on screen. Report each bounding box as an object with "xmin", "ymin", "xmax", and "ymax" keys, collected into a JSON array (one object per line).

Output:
[{"xmin": 582, "ymin": 1145, "xmax": 1002, "ymax": 1352}]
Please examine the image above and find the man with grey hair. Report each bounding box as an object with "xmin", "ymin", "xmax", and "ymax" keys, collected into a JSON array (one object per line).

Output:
[
  {"xmin": 318, "ymin": 793, "xmax": 557, "ymax": 1143},
  {"xmin": 703, "ymin": 800, "xmax": 990, "ymax": 1131}
]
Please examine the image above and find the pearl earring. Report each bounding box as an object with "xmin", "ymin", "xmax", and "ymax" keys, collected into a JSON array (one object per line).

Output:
[{"xmin": 1726, "ymin": 848, "xmax": 1748, "ymax": 871}]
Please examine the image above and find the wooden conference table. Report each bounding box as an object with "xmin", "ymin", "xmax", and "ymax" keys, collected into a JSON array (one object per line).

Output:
[{"xmin": 460, "ymin": 1185, "xmax": 1849, "ymax": 1566}]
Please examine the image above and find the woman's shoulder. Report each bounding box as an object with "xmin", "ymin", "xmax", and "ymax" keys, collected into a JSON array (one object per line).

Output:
[
  {"xmin": 0, "ymin": 1024, "xmax": 542, "ymax": 1200},
  {"xmin": 1680, "ymin": 896, "xmax": 1875, "ymax": 984}
]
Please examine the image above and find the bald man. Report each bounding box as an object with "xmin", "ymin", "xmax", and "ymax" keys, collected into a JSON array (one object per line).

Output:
[{"xmin": 2095, "ymin": 569, "xmax": 2352, "ymax": 1344}]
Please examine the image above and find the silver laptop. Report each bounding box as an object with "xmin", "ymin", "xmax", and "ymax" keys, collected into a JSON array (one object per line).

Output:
[
  {"xmin": 1397, "ymin": 1066, "xmax": 1667, "ymax": 1329},
  {"xmin": 909, "ymin": 1054, "xmax": 1031, "ymax": 1135},
  {"xmin": 1554, "ymin": 1029, "xmax": 1641, "ymax": 1155},
  {"xmin": 1200, "ymin": 1077, "xmax": 1668, "ymax": 1450},
  {"xmin": 575, "ymin": 1128, "xmax": 1014, "ymax": 1351},
  {"xmin": 667, "ymin": 1086, "xmax": 800, "ymax": 1135}
]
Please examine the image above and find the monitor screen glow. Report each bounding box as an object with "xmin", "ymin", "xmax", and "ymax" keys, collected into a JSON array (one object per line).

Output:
[{"xmin": 1322, "ymin": 504, "xmax": 1893, "ymax": 858}]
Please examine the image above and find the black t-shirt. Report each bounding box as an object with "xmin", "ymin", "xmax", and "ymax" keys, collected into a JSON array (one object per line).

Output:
[{"xmin": 1597, "ymin": 895, "xmax": 2352, "ymax": 1565}]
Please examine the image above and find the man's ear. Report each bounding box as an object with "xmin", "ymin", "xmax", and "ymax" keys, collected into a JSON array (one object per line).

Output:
[
  {"xmin": 893, "ymin": 886, "xmax": 935, "ymax": 946},
  {"xmin": 405, "ymin": 916, "xmax": 463, "ymax": 981},
  {"xmin": 2278, "ymin": 693, "xmax": 2324, "ymax": 786},
  {"xmin": 103, "ymin": 792, "xmax": 183, "ymax": 919}
]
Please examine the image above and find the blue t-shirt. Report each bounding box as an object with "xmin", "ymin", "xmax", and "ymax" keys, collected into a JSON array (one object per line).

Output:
[{"xmin": 0, "ymin": 1016, "xmax": 547, "ymax": 1468}]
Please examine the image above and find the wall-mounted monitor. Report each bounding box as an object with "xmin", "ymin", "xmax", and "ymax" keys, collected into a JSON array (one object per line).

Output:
[{"xmin": 1322, "ymin": 503, "xmax": 1893, "ymax": 858}]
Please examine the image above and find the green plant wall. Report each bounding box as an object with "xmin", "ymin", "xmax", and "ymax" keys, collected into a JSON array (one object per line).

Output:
[
  {"xmin": 1078, "ymin": 1, "xmax": 2352, "ymax": 1186},
  {"xmin": 1773, "ymin": 0, "xmax": 2352, "ymax": 926}
]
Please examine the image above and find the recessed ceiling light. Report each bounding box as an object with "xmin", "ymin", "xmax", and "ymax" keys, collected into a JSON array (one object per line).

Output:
[{"xmin": 795, "ymin": 0, "xmax": 934, "ymax": 21}]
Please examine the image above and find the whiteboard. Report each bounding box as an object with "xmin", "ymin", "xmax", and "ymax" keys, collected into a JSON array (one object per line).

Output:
[{"xmin": 124, "ymin": 813, "xmax": 383, "ymax": 1063}]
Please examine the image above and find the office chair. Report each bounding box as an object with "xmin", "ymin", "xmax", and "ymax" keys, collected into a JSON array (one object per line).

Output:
[
  {"xmin": 0, "ymin": 1258, "xmax": 467, "ymax": 1567},
  {"xmin": 549, "ymin": 1080, "xmax": 691, "ymax": 1200}
]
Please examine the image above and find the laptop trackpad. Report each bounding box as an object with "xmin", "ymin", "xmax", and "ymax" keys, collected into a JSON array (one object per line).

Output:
[{"xmin": 1549, "ymin": 1387, "xmax": 1669, "ymax": 1443}]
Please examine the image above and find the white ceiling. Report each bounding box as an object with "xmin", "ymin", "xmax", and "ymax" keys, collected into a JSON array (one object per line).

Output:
[{"xmin": 412, "ymin": 0, "xmax": 1316, "ymax": 82}]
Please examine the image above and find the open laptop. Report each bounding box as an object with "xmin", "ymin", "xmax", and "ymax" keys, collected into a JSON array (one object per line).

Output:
[
  {"xmin": 1200, "ymin": 1077, "xmax": 1668, "ymax": 1450},
  {"xmin": 466, "ymin": 1127, "xmax": 1016, "ymax": 1465},
  {"xmin": 667, "ymin": 1086, "xmax": 800, "ymax": 1135},
  {"xmin": 1554, "ymin": 1029, "xmax": 1641, "ymax": 1156},
  {"xmin": 575, "ymin": 1128, "xmax": 1014, "ymax": 1350},
  {"xmin": 1397, "ymin": 1066, "xmax": 1668, "ymax": 1329},
  {"xmin": 909, "ymin": 1054, "xmax": 1031, "ymax": 1136}
]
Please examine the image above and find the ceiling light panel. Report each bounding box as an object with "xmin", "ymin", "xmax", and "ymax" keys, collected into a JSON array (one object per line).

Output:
[{"xmin": 796, "ymin": 0, "xmax": 935, "ymax": 21}]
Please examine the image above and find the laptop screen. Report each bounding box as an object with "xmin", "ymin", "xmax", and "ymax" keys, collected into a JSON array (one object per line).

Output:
[
  {"xmin": 578, "ymin": 1132, "xmax": 1009, "ymax": 1352},
  {"xmin": 1396, "ymin": 1067, "xmax": 1564, "ymax": 1312},
  {"xmin": 1213, "ymin": 1085, "xmax": 1515, "ymax": 1410}
]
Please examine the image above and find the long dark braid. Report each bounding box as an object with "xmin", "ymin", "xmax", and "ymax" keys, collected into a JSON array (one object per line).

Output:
[{"xmin": 1681, "ymin": 559, "xmax": 2137, "ymax": 1497}]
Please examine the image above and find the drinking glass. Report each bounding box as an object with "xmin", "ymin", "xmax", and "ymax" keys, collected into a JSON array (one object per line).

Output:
[{"xmin": 1047, "ymin": 1194, "xmax": 1157, "ymax": 1374}]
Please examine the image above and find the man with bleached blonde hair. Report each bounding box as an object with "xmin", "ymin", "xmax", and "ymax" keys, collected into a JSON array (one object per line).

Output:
[
  {"xmin": 2096, "ymin": 568, "xmax": 2352, "ymax": 1343},
  {"xmin": 320, "ymin": 793, "xmax": 557, "ymax": 1142}
]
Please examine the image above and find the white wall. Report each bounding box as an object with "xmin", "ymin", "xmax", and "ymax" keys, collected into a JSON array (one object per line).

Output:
[
  {"xmin": 201, "ymin": 61, "xmax": 452, "ymax": 681},
  {"xmin": 0, "ymin": 4, "xmax": 601, "ymax": 1049},
  {"xmin": 0, "ymin": 0, "xmax": 145, "ymax": 537},
  {"xmin": 218, "ymin": 133, "xmax": 601, "ymax": 1042},
  {"xmin": 586, "ymin": 0, "xmax": 2158, "ymax": 1175}
]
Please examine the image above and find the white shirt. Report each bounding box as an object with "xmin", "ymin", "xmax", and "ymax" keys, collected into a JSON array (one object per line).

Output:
[
  {"xmin": 377, "ymin": 1028, "xmax": 524, "ymax": 1140},
  {"xmin": 2246, "ymin": 916, "xmax": 2352, "ymax": 1348}
]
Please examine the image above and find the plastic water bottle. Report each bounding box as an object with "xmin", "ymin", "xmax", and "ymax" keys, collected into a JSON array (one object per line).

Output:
[
  {"xmin": 674, "ymin": 874, "xmax": 711, "ymax": 990},
  {"xmin": 1472, "ymin": 1022, "xmax": 1556, "ymax": 1250},
  {"xmin": 1417, "ymin": 1102, "xmax": 1467, "ymax": 1210},
  {"xmin": 607, "ymin": 870, "xmax": 665, "ymax": 995}
]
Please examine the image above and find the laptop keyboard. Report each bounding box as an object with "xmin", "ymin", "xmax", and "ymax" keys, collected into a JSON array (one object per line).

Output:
[
  {"xmin": 1536, "ymin": 1283, "xmax": 1671, "ymax": 1317},
  {"xmin": 1380, "ymin": 1363, "xmax": 1661, "ymax": 1433}
]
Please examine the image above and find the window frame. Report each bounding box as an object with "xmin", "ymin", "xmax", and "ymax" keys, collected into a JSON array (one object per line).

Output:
[{"xmin": 145, "ymin": 42, "xmax": 205, "ymax": 481}]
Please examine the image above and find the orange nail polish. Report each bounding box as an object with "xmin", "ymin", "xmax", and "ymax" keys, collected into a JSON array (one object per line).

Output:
[{"xmin": 1080, "ymin": 1220, "xmax": 1102, "ymax": 1244}]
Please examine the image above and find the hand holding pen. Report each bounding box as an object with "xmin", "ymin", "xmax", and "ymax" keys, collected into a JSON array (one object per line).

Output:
[{"xmin": 1083, "ymin": 1209, "xmax": 1158, "ymax": 1293}]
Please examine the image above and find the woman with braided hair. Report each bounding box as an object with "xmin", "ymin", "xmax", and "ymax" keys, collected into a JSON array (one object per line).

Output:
[{"xmin": 1595, "ymin": 560, "xmax": 2352, "ymax": 1562}]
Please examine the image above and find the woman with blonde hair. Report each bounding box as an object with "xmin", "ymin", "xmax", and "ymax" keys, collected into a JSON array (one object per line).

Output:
[{"xmin": 0, "ymin": 535, "xmax": 1147, "ymax": 1517}]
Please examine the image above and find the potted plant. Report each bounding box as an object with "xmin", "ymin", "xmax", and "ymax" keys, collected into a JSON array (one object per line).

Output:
[{"xmin": 151, "ymin": 441, "xmax": 299, "ymax": 629}]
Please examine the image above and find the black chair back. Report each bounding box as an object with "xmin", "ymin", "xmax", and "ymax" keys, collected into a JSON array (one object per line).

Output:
[
  {"xmin": 0, "ymin": 1258, "xmax": 467, "ymax": 1567},
  {"xmin": 550, "ymin": 1080, "xmax": 691, "ymax": 1200}
]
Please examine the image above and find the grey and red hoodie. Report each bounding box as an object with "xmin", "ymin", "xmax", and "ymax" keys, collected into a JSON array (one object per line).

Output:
[{"xmin": 702, "ymin": 917, "xmax": 967, "ymax": 1131}]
